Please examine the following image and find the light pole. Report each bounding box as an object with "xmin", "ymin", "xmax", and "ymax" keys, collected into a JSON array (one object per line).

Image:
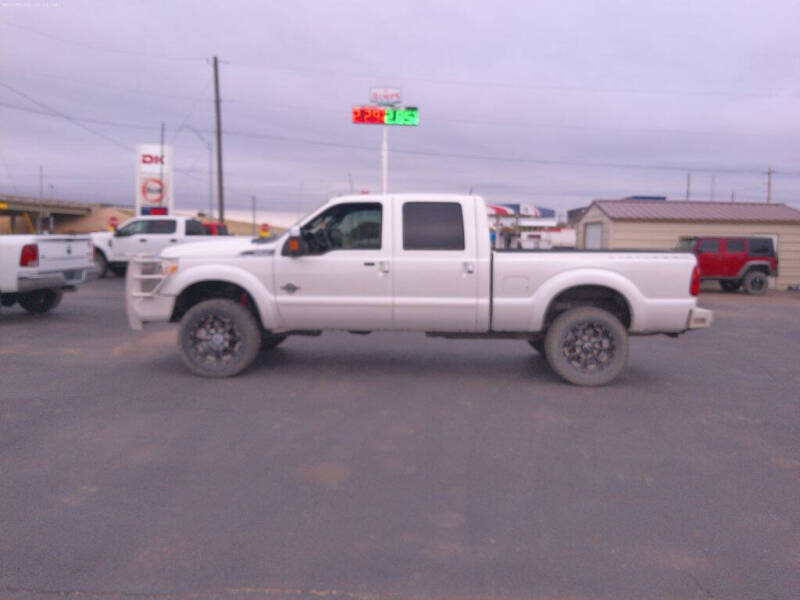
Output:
[{"xmin": 186, "ymin": 126, "xmax": 213, "ymax": 219}]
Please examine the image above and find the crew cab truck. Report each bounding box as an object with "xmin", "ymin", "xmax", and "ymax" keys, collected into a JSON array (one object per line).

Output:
[
  {"xmin": 1, "ymin": 234, "xmax": 95, "ymax": 314},
  {"xmin": 126, "ymin": 194, "xmax": 712, "ymax": 386},
  {"xmin": 91, "ymin": 216, "xmax": 220, "ymax": 278},
  {"xmin": 677, "ymin": 236, "xmax": 778, "ymax": 295}
]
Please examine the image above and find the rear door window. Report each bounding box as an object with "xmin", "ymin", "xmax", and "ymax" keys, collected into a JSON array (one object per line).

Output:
[
  {"xmin": 144, "ymin": 220, "xmax": 177, "ymax": 234},
  {"xmin": 403, "ymin": 202, "xmax": 465, "ymax": 250},
  {"xmin": 186, "ymin": 220, "xmax": 206, "ymax": 235},
  {"xmin": 725, "ymin": 239, "xmax": 745, "ymax": 252}
]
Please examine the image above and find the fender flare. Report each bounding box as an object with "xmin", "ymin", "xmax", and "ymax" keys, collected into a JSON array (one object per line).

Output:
[
  {"xmin": 526, "ymin": 268, "xmax": 643, "ymax": 332},
  {"xmin": 162, "ymin": 264, "xmax": 281, "ymax": 330}
]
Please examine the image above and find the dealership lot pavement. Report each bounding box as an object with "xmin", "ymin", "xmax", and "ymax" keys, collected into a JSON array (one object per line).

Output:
[{"xmin": 1, "ymin": 278, "xmax": 799, "ymax": 600}]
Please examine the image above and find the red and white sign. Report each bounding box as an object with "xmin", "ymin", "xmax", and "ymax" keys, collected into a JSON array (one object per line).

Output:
[
  {"xmin": 369, "ymin": 87, "xmax": 402, "ymax": 106},
  {"xmin": 135, "ymin": 144, "xmax": 174, "ymax": 215}
]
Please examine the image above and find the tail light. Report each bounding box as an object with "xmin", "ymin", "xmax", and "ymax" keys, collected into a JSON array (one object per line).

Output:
[
  {"xmin": 690, "ymin": 265, "xmax": 700, "ymax": 296},
  {"xmin": 20, "ymin": 243, "xmax": 39, "ymax": 267}
]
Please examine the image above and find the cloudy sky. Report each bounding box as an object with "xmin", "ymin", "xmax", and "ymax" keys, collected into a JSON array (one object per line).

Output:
[{"xmin": 1, "ymin": 0, "xmax": 799, "ymax": 219}]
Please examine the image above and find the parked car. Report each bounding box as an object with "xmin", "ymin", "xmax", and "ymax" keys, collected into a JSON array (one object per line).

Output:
[
  {"xmin": 126, "ymin": 194, "xmax": 712, "ymax": 386},
  {"xmin": 91, "ymin": 216, "xmax": 227, "ymax": 277},
  {"xmin": 202, "ymin": 221, "xmax": 229, "ymax": 235},
  {"xmin": 0, "ymin": 234, "xmax": 96, "ymax": 314},
  {"xmin": 677, "ymin": 236, "xmax": 778, "ymax": 295}
]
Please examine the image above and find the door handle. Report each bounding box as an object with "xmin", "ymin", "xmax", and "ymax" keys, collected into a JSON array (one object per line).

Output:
[
  {"xmin": 169, "ymin": 238, "xmax": 178, "ymax": 242},
  {"xmin": 139, "ymin": 238, "xmax": 148, "ymax": 243},
  {"xmin": 363, "ymin": 262, "xmax": 375, "ymax": 266},
  {"xmin": 463, "ymin": 261, "xmax": 475, "ymax": 274}
]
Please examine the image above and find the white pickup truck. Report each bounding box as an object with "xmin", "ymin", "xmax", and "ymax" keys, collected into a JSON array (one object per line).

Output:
[
  {"xmin": 91, "ymin": 215, "xmax": 216, "ymax": 277},
  {"xmin": 0, "ymin": 234, "xmax": 95, "ymax": 314},
  {"xmin": 126, "ymin": 194, "xmax": 712, "ymax": 386}
]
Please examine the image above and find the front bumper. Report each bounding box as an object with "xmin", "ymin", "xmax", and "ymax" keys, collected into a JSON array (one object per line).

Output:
[
  {"xmin": 687, "ymin": 306, "xmax": 713, "ymax": 329},
  {"xmin": 18, "ymin": 267, "xmax": 98, "ymax": 292},
  {"xmin": 125, "ymin": 255, "xmax": 176, "ymax": 330}
]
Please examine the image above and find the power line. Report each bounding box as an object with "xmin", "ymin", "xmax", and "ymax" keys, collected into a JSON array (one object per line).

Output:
[
  {"xmin": 228, "ymin": 62, "xmax": 800, "ymax": 100},
  {"xmin": 0, "ymin": 21, "xmax": 205, "ymax": 62},
  {"xmin": 0, "ymin": 82, "xmax": 133, "ymax": 152},
  {"xmin": 3, "ymin": 90, "xmax": 800, "ymax": 178}
]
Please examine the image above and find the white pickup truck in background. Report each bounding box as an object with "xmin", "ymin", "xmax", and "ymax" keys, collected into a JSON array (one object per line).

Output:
[
  {"xmin": 91, "ymin": 216, "xmax": 220, "ymax": 277},
  {"xmin": 126, "ymin": 194, "xmax": 712, "ymax": 386},
  {"xmin": 0, "ymin": 234, "xmax": 95, "ymax": 314}
]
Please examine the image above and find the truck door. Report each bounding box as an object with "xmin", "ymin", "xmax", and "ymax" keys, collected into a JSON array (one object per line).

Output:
[
  {"xmin": 392, "ymin": 198, "xmax": 479, "ymax": 332},
  {"xmin": 273, "ymin": 200, "xmax": 392, "ymax": 330},
  {"xmin": 695, "ymin": 238, "xmax": 721, "ymax": 277},
  {"xmin": 722, "ymin": 238, "xmax": 746, "ymax": 277},
  {"xmin": 111, "ymin": 219, "xmax": 148, "ymax": 259}
]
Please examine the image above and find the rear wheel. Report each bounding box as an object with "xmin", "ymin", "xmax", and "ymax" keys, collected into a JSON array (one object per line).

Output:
[
  {"xmin": 743, "ymin": 270, "xmax": 768, "ymax": 295},
  {"xmin": 18, "ymin": 289, "xmax": 63, "ymax": 314},
  {"xmin": 178, "ymin": 299, "xmax": 261, "ymax": 377},
  {"xmin": 720, "ymin": 280, "xmax": 741, "ymax": 292},
  {"xmin": 544, "ymin": 306, "xmax": 628, "ymax": 386}
]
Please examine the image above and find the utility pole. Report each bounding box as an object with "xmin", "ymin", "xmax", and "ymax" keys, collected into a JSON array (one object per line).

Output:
[
  {"xmin": 251, "ymin": 195, "xmax": 256, "ymax": 236},
  {"xmin": 212, "ymin": 56, "xmax": 225, "ymax": 223},
  {"xmin": 766, "ymin": 167, "xmax": 773, "ymax": 204},
  {"xmin": 38, "ymin": 165, "xmax": 43, "ymax": 233},
  {"xmin": 731, "ymin": 191, "xmax": 736, "ymax": 202},
  {"xmin": 159, "ymin": 122, "xmax": 165, "ymax": 205},
  {"xmin": 710, "ymin": 175, "xmax": 716, "ymax": 201},
  {"xmin": 381, "ymin": 124, "xmax": 388, "ymax": 194},
  {"xmin": 685, "ymin": 173, "xmax": 692, "ymax": 201}
]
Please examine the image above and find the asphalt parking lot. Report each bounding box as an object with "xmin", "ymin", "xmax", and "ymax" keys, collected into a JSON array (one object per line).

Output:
[{"xmin": 1, "ymin": 278, "xmax": 799, "ymax": 600}]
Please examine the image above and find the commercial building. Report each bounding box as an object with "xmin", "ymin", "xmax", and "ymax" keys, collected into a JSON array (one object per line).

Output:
[{"xmin": 575, "ymin": 198, "xmax": 800, "ymax": 290}]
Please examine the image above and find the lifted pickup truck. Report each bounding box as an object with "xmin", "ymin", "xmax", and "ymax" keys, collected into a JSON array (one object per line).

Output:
[
  {"xmin": 91, "ymin": 215, "xmax": 222, "ymax": 277},
  {"xmin": 126, "ymin": 194, "xmax": 712, "ymax": 386},
  {"xmin": 1, "ymin": 234, "xmax": 95, "ymax": 314}
]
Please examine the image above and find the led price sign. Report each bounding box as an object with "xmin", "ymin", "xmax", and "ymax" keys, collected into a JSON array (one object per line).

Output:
[{"xmin": 352, "ymin": 106, "xmax": 419, "ymax": 126}]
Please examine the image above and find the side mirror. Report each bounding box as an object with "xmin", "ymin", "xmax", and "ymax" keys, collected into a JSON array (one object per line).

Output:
[{"xmin": 287, "ymin": 226, "xmax": 303, "ymax": 257}]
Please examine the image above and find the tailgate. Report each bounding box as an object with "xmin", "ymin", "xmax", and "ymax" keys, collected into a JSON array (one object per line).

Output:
[{"xmin": 37, "ymin": 237, "xmax": 94, "ymax": 271}]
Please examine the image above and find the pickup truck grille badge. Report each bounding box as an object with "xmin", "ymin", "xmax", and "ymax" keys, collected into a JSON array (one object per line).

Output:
[{"xmin": 281, "ymin": 283, "xmax": 300, "ymax": 294}]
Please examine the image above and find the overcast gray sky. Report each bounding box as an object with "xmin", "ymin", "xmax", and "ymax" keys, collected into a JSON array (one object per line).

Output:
[{"xmin": 1, "ymin": 0, "xmax": 799, "ymax": 217}]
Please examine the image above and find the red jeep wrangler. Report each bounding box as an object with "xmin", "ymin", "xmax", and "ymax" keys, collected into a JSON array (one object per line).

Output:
[{"xmin": 678, "ymin": 236, "xmax": 778, "ymax": 295}]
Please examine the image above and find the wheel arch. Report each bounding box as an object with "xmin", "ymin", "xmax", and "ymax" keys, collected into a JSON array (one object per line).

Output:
[
  {"xmin": 164, "ymin": 266, "xmax": 279, "ymax": 330},
  {"xmin": 528, "ymin": 269, "xmax": 641, "ymax": 332}
]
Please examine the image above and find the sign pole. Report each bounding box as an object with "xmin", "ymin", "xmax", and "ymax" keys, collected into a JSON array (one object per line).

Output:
[{"xmin": 381, "ymin": 124, "xmax": 388, "ymax": 194}]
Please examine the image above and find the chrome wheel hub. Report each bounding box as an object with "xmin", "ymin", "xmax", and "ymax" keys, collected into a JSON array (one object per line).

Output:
[{"xmin": 562, "ymin": 321, "xmax": 616, "ymax": 372}]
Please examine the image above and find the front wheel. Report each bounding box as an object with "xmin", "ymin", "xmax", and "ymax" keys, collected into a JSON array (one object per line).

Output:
[
  {"xmin": 544, "ymin": 306, "xmax": 628, "ymax": 386},
  {"xmin": 527, "ymin": 339, "xmax": 546, "ymax": 355},
  {"xmin": 743, "ymin": 270, "xmax": 767, "ymax": 295},
  {"xmin": 18, "ymin": 289, "xmax": 63, "ymax": 314},
  {"xmin": 94, "ymin": 249, "xmax": 108, "ymax": 278},
  {"xmin": 178, "ymin": 299, "xmax": 261, "ymax": 377}
]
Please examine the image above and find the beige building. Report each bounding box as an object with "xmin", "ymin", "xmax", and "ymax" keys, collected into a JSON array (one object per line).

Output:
[{"xmin": 576, "ymin": 199, "xmax": 800, "ymax": 290}]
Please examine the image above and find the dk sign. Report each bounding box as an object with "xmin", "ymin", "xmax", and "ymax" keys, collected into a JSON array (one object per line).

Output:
[{"xmin": 135, "ymin": 144, "xmax": 174, "ymax": 216}]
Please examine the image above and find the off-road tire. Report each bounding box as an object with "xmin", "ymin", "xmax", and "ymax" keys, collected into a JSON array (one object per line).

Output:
[
  {"xmin": 720, "ymin": 280, "xmax": 741, "ymax": 292},
  {"xmin": 544, "ymin": 306, "xmax": 628, "ymax": 386},
  {"xmin": 261, "ymin": 332, "xmax": 287, "ymax": 351},
  {"xmin": 94, "ymin": 249, "xmax": 108, "ymax": 278},
  {"xmin": 527, "ymin": 339, "xmax": 546, "ymax": 355},
  {"xmin": 743, "ymin": 270, "xmax": 767, "ymax": 295},
  {"xmin": 178, "ymin": 299, "xmax": 261, "ymax": 377},
  {"xmin": 18, "ymin": 289, "xmax": 63, "ymax": 314}
]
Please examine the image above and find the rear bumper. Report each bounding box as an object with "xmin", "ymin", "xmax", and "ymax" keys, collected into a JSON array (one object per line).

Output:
[
  {"xmin": 687, "ymin": 306, "xmax": 713, "ymax": 329},
  {"xmin": 17, "ymin": 267, "xmax": 98, "ymax": 292}
]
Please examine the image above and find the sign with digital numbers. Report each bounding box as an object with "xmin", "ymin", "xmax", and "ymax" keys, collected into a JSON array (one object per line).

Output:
[{"xmin": 352, "ymin": 106, "xmax": 419, "ymax": 126}]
